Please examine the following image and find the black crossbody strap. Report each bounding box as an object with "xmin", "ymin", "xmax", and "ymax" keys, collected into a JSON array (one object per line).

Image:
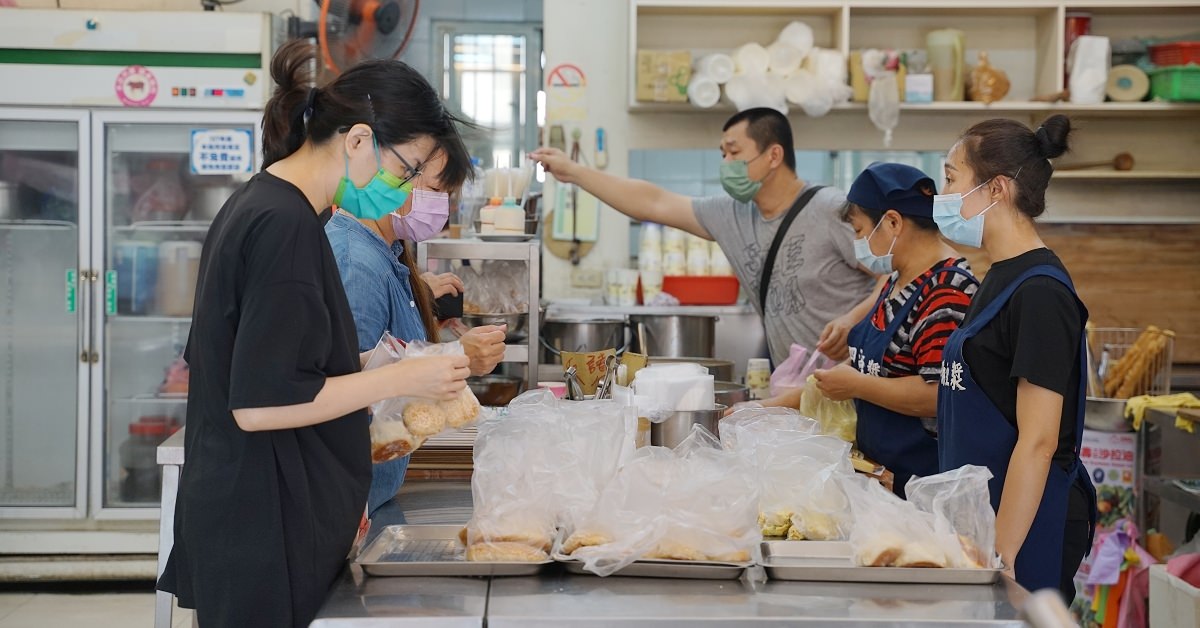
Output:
[{"xmin": 759, "ymin": 185, "xmax": 826, "ymax": 312}]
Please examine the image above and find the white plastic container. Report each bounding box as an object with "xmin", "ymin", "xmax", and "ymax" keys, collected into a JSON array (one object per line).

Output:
[{"xmin": 156, "ymin": 241, "xmax": 202, "ymax": 317}]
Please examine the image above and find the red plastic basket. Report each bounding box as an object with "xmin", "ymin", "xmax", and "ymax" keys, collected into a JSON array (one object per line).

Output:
[
  {"xmin": 1149, "ymin": 42, "xmax": 1200, "ymax": 67},
  {"xmin": 658, "ymin": 275, "xmax": 741, "ymax": 306}
]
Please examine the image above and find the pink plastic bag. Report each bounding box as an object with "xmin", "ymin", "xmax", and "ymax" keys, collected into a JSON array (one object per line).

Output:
[{"xmin": 770, "ymin": 344, "xmax": 833, "ymax": 397}]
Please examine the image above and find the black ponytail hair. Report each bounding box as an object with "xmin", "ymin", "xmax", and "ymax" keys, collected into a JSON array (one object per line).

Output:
[
  {"xmin": 261, "ymin": 40, "xmax": 473, "ymax": 192},
  {"xmin": 956, "ymin": 114, "xmax": 1072, "ymax": 219}
]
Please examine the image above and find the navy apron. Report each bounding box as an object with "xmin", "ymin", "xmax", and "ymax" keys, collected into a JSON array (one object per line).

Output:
[
  {"xmin": 937, "ymin": 265, "xmax": 1097, "ymax": 593},
  {"xmin": 850, "ymin": 266, "xmax": 976, "ymax": 497}
]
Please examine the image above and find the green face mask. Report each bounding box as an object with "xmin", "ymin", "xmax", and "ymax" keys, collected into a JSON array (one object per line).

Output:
[
  {"xmin": 719, "ymin": 153, "xmax": 767, "ymax": 203},
  {"xmin": 333, "ymin": 138, "xmax": 414, "ymax": 220}
]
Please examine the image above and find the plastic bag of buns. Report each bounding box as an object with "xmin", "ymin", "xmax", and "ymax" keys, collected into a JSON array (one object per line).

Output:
[
  {"xmin": 838, "ymin": 465, "xmax": 997, "ymax": 569},
  {"xmin": 558, "ymin": 425, "xmax": 761, "ymax": 576},
  {"xmin": 362, "ymin": 333, "xmax": 483, "ymax": 463}
]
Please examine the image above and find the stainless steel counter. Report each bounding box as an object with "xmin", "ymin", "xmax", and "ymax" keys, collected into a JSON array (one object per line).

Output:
[{"xmin": 313, "ymin": 481, "xmax": 1030, "ymax": 628}]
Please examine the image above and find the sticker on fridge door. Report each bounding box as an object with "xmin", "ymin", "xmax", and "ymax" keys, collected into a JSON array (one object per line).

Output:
[
  {"xmin": 115, "ymin": 65, "xmax": 159, "ymax": 107},
  {"xmin": 190, "ymin": 129, "xmax": 253, "ymax": 175},
  {"xmin": 65, "ymin": 269, "xmax": 76, "ymax": 314}
]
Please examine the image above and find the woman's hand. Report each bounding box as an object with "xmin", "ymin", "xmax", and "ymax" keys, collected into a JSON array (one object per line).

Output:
[
  {"xmin": 421, "ymin": 272, "xmax": 464, "ymax": 299},
  {"xmin": 813, "ymin": 364, "xmax": 863, "ymax": 401},
  {"xmin": 459, "ymin": 325, "xmax": 507, "ymax": 376},
  {"xmin": 816, "ymin": 313, "xmax": 858, "ymax": 362},
  {"xmin": 389, "ymin": 354, "xmax": 470, "ymax": 401},
  {"xmin": 529, "ymin": 148, "xmax": 581, "ymax": 184}
]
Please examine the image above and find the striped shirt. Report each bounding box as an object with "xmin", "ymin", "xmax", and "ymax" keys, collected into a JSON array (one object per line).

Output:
[{"xmin": 869, "ymin": 257, "xmax": 977, "ymax": 383}]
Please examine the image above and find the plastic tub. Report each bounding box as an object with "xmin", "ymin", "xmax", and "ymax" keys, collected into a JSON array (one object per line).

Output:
[{"xmin": 1150, "ymin": 66, "xmax": 1200, "ymax": 102}]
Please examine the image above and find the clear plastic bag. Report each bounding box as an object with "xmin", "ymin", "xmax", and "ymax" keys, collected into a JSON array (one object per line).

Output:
[
  {"xmin": 560, "ymin": 424, "xmax": 761, "ymax": 576},
  {"xmin": 839, "ymin": 466, "xmax": 996, "ymax": 569},
  {"xmin": 798, "ymin": 374, "xmax": 858, "ymax": 444},
  {"xmin": 630, "ymin": 363, "xmax": 715, "ymax": 422},
  {"xmin": 770, "ymin": 344, "xmax": 832, "ymax": 397},
  {"xmin": 461, "ymin": 259, "xmax": 529, "ymax": 314},
  {"xmin": 362, "ymin": 333, "xmax": 483, "ymax": 463},
  {"xmin": 905, "ymin": 465, "xmax": 998, "ymax": 568},
  {"xmin": 721, "ymin": 414, "xmax": 854, "ymax": 541},
  {"xmin": 464, "ymin": 391, "xmax": 637, "ymax": 562}
]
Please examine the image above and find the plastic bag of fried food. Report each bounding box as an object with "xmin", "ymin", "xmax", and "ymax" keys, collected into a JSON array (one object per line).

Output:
[
  {"xmin": 362, "ymin": 333, "xmax": 483, "ymax": 463},
  {"xmin": 557, "ymin": 425, "xmax": 761, "ymax": 576}
]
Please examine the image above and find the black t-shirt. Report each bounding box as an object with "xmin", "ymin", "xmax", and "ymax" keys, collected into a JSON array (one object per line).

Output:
[
  {"xmin": 961, "ymin": 248, "xmax": 1084, "ymax": 469},
  {"xmin": 157, "ymin": 172, "xmax": 371, "ymax": 628}
]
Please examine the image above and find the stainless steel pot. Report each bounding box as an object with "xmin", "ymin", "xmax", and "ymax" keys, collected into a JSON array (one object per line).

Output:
[
  {"xmin": 629, "ymin": 314, "xmax": 716, "ymax": 358},
  {"xmin": 647, "ymin": 356, "xmax": 734, "ymax": 383},
  {"xmin": 715, "ymin": 381, "xmax": 749, "ymax": 408},
  {"xmin": 651, "ymin": 405, "xmax": 728, "ymax": 448},
  {"xmin": 0, "ymin": 181, "xmax": 18, "ymax": 219},
  {"xmin": 539, "ymin": 317, "xmax": 627, "ymax": 364},
  {"xmin": 190, "ymin": 184, "xmax": 239, "ymax": 221},
  {"xmin": 461, "ymin": 312, "xmax": 528, "ymax": 342},
  {"xmin": 1084, "ymin": 397, "xmax": 1132, "ymax": 432}
]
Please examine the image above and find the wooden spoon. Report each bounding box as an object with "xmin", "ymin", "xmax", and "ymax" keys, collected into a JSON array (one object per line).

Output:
[{"xmin": 1057, "ymin": 152, "xmax": 1135, "ymax": 171}]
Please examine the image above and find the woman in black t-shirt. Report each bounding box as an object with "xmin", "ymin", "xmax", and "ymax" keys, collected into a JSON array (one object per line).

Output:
[
  {"xmin": 934, "ymin": 115, "xmax": 1097, "ymax": 603},
  {"xmin": 156, "ymin": 41, "xmax": 472, "ymax": 628}
]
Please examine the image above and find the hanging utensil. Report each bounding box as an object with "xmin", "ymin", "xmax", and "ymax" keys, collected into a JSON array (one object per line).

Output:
[
  {"xmin": 1057, "ymin": 152, "xmax": 1134, "ymax": 171},
  {"xmin": 595, "ymin": 353, "xmax": 620, "ymax": 400}
]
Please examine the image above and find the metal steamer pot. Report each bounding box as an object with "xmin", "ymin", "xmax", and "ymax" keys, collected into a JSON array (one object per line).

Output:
[
  {"xmin": 539, "ymin": 317, "xmax": 628, "ymax": 364},
  {"xmin": 629, "ymin": 314, "xmax": 716, "ymax": 358}
]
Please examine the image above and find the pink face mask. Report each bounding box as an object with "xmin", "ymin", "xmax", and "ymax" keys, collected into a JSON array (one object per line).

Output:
[{"xmin": 390, "ymin": 189, "xmax": 450, "ymax": 242}]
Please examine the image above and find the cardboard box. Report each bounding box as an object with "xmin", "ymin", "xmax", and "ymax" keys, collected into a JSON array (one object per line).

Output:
[
  {"xmin": 1150, "ymin": 564, "xmax": 1200, "ymax": 628},
  {"xmin": 636, "ymin": 50, "xmax": 691, "ymax": 103}
]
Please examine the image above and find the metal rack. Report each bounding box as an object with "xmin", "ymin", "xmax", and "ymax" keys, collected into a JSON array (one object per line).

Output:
[{"xmin": 417, "ymin": 238, "xmax": 540, "ymax": 388}]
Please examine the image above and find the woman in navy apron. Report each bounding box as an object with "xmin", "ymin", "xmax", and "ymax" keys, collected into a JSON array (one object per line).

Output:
[
  {"xmin": 812, "ymin": 162, "xmax": 978, "ymax": 497},
  {"xmin": 934, "ymin": 115, "xmax": 1097, "ymax": 603}
]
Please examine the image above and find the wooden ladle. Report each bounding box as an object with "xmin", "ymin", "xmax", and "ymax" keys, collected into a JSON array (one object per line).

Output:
[{"xmin": 1058, "ymin": 152, "xmax": 1135, "ymax": 171}]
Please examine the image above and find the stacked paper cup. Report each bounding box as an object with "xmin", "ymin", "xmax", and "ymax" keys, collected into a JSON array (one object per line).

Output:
[
  {"xmin": 662, "ymin": 227, "xmax": 687, "ymax": 276},
  {"xmin": 639, "ymin": 223, "xmax": 665, "ymax": 303},
  {"xmin": 686, "ymin": 234, "xmax": 710, "ymax": 276},
  {"xmin": 710, "ymin": 242, "xmax": 733, "ymax": 276}
]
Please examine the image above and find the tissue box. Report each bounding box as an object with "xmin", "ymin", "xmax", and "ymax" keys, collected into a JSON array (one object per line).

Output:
[
  {"xmin": 1151, "ymin": 564, "xmax": 1200, "ymax": 628},
  {"xmin": 905, "ymin": 74, "xmax": 934, "ymax": 103},
  {"xmin": 636, "ymin": 50, "xmax": 692, "ymax": 103}
]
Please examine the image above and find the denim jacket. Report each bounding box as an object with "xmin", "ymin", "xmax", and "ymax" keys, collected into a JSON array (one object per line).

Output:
[{"xmin": 325, "ymin": 211, "xmax": 426, "ymax": 514}]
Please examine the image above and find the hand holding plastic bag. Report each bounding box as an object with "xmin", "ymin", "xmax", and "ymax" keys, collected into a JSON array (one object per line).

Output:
[
  {"xmin": 798, "ymin": 374, "xmax": 858, "ymax": 443},
  {"xmin": 362, "ymin": 333, "xmax": 483, "ymax": 463},
  {"xmin": 769, "ymin": 344, "xmax": 833, "ymax": 397}
]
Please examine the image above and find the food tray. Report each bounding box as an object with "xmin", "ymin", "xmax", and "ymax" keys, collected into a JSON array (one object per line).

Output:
[
  {"xmin": 760, "ymin": 541, "xmax": 1001, "ymax": 585},
  {"xmin": 356, "ymin": 525, "xmax": 552, "ymax": 577},
  {"xmin": 553, "ymin": 552, "xmax": 749, "ymax": 580}
]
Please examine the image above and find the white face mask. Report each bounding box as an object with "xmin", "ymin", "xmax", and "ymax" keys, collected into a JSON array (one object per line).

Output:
[{"xmin": 853, "ymin": 219, "xmax": 897, "ymax": 275}]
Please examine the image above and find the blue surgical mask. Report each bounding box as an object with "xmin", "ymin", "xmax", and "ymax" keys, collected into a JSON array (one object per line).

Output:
[
  {"xmin": 932, "ymin": 179, "xmax": 997, "ymax": 249},
  {"xmin": 333, "ymin": 139, "xmax": 414, "ymax": 220},
  {"xmin": 853, "ymin": 219, "xmax": 896, "ymax": 275}
]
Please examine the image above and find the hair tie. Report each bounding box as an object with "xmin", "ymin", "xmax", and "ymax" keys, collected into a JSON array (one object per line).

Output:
[{"xmin": 302, "ymin": 87, "xmax": 318, "ymax": 129}]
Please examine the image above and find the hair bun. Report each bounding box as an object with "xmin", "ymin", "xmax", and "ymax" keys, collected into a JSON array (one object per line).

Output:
[{"xmin": 1035, "ymin": 114, "xmax": 1072, "ymax": 159}]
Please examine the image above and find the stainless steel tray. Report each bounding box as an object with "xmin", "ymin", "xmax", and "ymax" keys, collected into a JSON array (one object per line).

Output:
[
  {"xmin": 553, "ymin": 552, "xmax": 750, "ymax": 580},
  {"xmin": 356, "ymin": 525, "xmax": 552, "ymax": 577},
  {"xmin": 760, "ymin": 540, "xmax": 1001, "ymax": 585}
]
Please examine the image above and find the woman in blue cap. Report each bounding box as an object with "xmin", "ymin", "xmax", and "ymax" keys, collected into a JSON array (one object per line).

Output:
[
  {"xmin": 934, "ymin": 115, "xmax": 1095, "ymax": 601},
  {"xmin": 811, "ymin": 161, "xmax": 978, "ymax": 497}
]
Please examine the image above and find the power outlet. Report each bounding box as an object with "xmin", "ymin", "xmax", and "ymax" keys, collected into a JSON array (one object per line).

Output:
[{"xmin": 571, "ymin": 268, "xmax": 604, "ymax": 289}]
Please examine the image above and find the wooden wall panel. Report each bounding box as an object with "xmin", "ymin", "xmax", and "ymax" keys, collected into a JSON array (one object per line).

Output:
[{"xmin": 1039, "ymin": 224, "xmax": 1200, "ymax": 364}]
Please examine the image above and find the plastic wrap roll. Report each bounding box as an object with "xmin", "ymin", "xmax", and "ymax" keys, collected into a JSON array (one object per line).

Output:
[
  {"xmin": 1068, "ymin": 35, "xmax": 1111, "ymax": 105},
  {"xmin": 1106, "ymin": 64, "xmax": 1150, "ymax": 102},
  {"xmin": 768, "ymin": 41, "xmax": 804, "ymax": 75},
  {"xmin": 777, "ymin": 21, "xmax": 815, "ymax": 59},
  {"xmin": 696, "ymin": 54, "xmax": 736, "ymax": 84},
  {"xmin": 687, "ymin": 74, "xmax": 722, "ymax": 108},
  {"xmin": 734, "ymin": 43, "xmax": 770, "ymax": 75}
]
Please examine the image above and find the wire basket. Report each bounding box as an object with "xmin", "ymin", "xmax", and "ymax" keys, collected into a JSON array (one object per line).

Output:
[{"xmin": 1088, "ymin": 327, "xmax": 1175, "ymax": 400}]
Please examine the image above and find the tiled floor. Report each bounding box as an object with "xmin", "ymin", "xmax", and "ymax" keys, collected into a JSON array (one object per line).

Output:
[{"xmin": 0, "ymin": 590, "xmax": 193, "ymax": 627}]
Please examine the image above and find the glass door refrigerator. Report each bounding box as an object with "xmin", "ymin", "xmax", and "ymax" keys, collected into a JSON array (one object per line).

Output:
[
  {"xmin": 0, "ymin": 109, "xmax": 91, "ymax": 520},
  {"xmin": 91, "ymin": 110, "xmax": 261, "ymax": 520}
]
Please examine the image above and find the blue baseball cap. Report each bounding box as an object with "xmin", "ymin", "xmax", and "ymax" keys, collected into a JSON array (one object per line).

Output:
[{"xmin": 846, "ymin": 162, "xmax": 938, "ymax": 219}]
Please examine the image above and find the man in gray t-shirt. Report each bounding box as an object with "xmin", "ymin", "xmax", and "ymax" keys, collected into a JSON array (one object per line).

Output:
[
  {"xmin": 531, "ymin": 107, "xmax": 876, "ymax": 366},
  {"xmin": 692, "ymin": 188, "xmax": 873, "ymax": 364}
]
